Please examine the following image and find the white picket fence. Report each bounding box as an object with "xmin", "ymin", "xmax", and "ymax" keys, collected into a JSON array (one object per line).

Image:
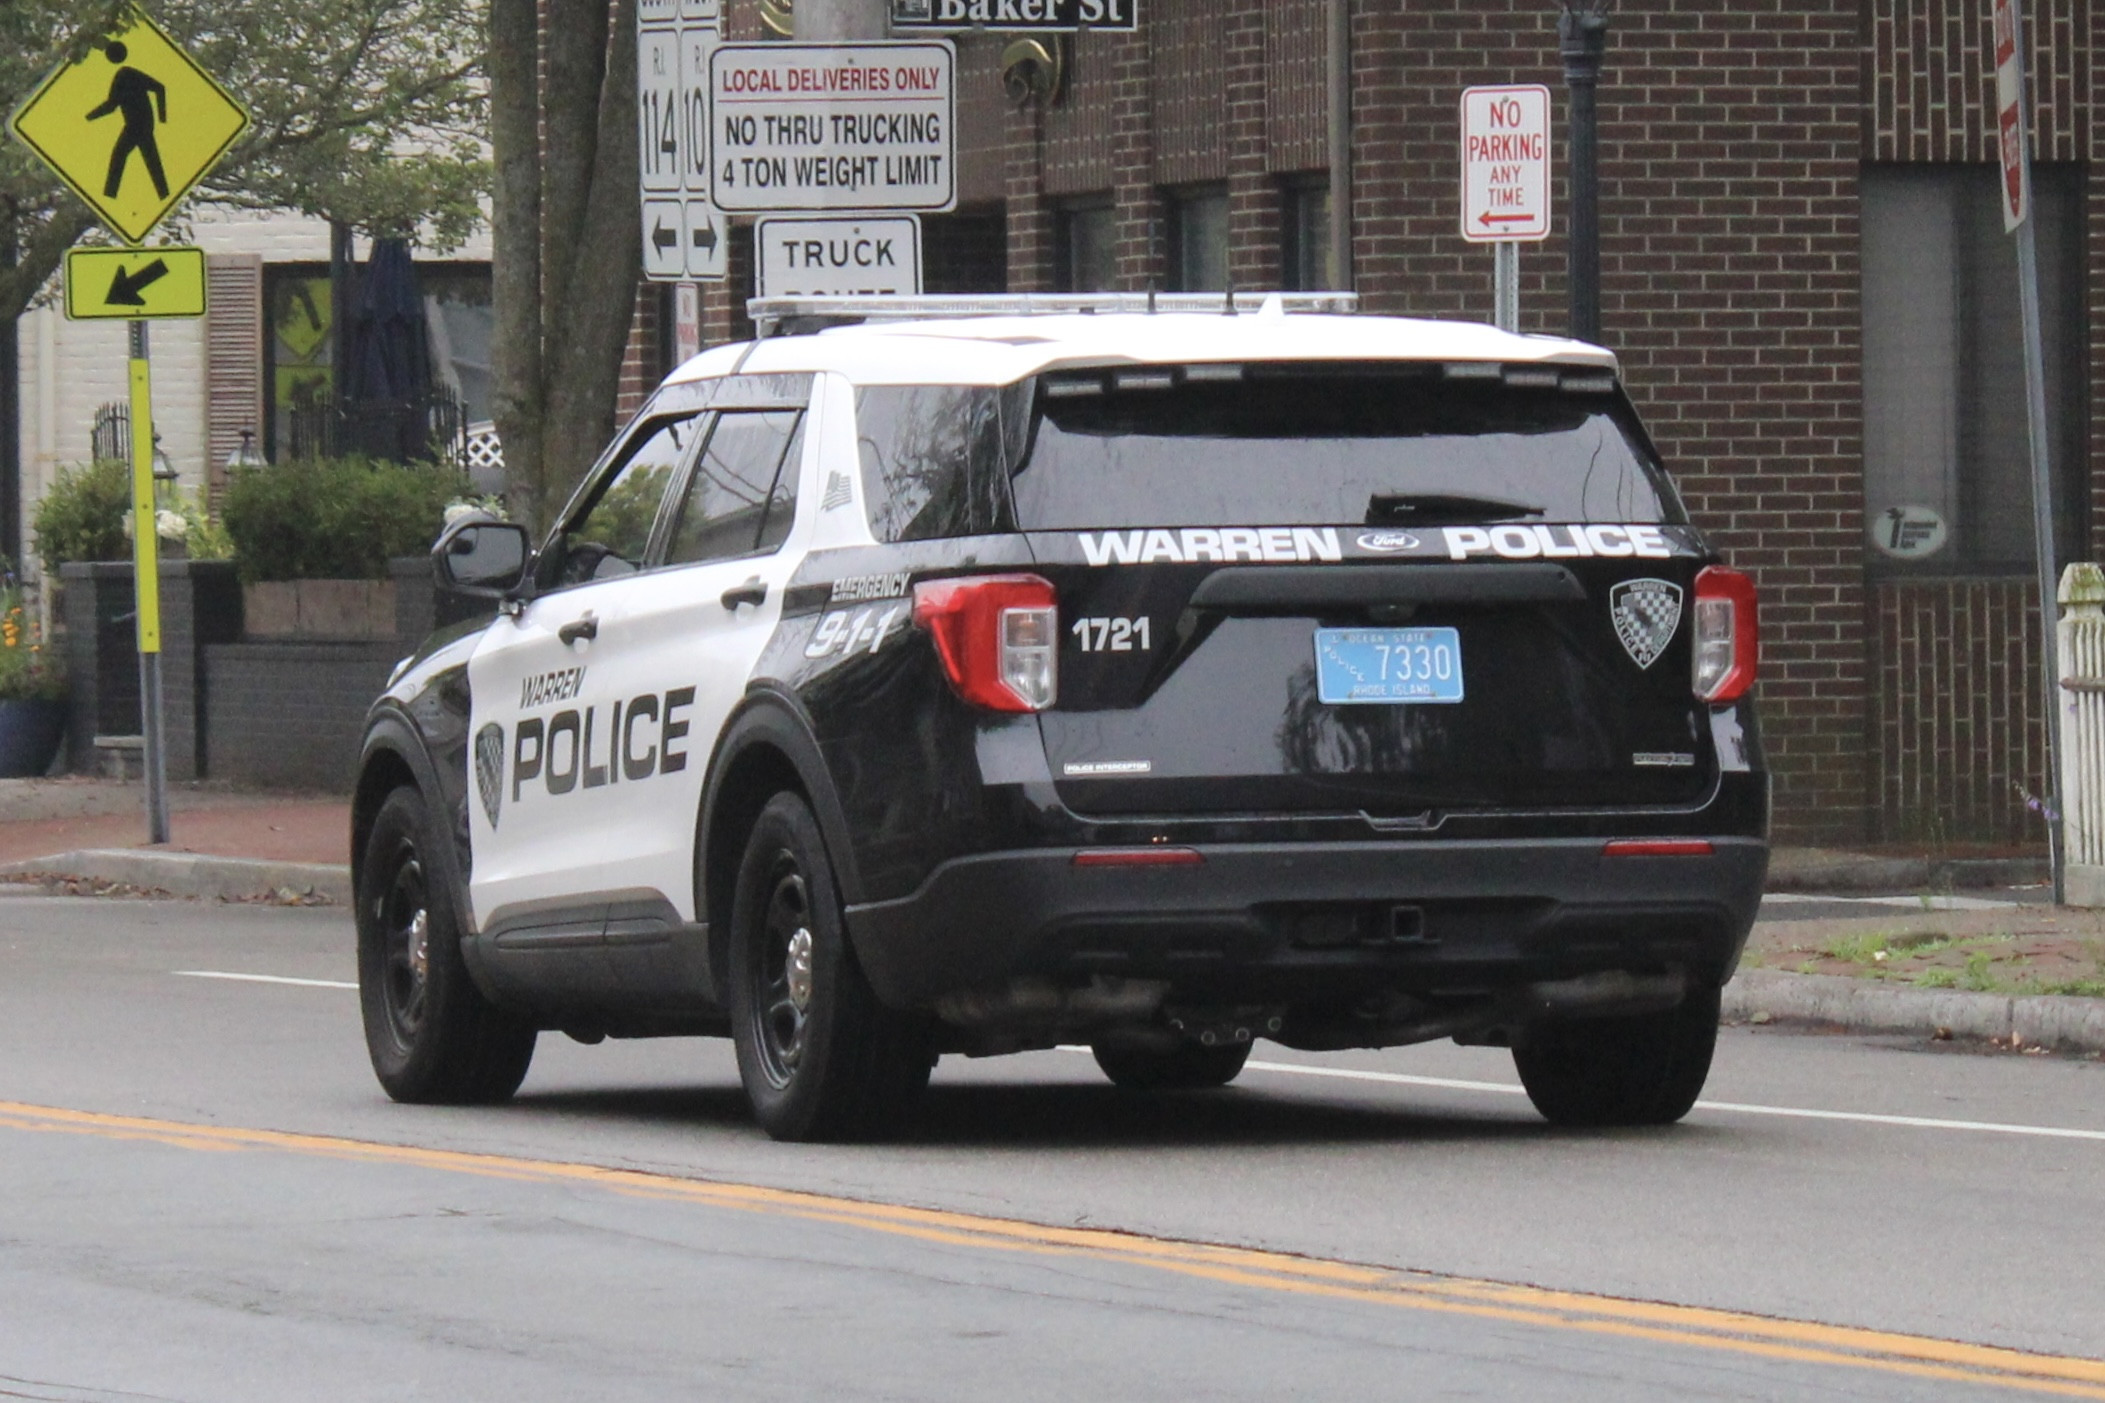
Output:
[{"xmin": 2058, "ymin": 563, "xmax": 2105, "ymax": 900}]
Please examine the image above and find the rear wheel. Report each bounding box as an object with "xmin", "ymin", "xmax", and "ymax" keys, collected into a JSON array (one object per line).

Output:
[
  {"xmin": 1512, "ymin": 983, "xmax": 1720, "ymax": 1127},
  {"xmin": 1093, "ymin": 1040, "xmax": 1252, "ymax": 1091},
  {"xmin": 728, "ymin": 793, "xmax": 932, "ymax": 1142},
  {"xmin": 357, "ymin": 786, "xmax": 536, "ymax": 1104}
]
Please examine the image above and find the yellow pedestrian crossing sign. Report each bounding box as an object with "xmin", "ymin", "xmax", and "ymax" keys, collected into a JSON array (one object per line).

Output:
[
  {"xmin": 64, "ymin": 246, "xmax": 206, "ymax": 320},
  {"xmin": 8, "ymin": 10, "xmax": 250, "ymax": 245}
]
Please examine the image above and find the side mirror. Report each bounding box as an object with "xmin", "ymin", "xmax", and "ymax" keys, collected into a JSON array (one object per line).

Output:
[{"xmin": 432, "ymin": 517, "xmax": 533, "ymax": 600}]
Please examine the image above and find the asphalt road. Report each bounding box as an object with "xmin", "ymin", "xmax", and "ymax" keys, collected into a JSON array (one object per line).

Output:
[{"xmin": 1, "ymin": 893, "xmax": 2101, "ymax": 1401}]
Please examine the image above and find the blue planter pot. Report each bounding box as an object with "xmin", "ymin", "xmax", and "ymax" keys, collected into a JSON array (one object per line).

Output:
[{"xmin": 0, "ymin": 698, "xmax": 67, "ymax": 778}]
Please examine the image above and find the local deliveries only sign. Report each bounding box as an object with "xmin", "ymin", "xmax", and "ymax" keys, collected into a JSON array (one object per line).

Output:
[
  {"xmin": 1460, "ymin": 84, "xmax": 1550, "ymax": 242},
  {"xmin": 709, "ymin": 42, "xmax": 955, "ymax": 213}
]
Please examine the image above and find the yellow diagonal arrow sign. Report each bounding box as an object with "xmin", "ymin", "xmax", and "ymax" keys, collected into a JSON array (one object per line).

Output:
[
  {"xmin": 64, "ymin": 245, "xmax": 206, "ymax": 320},
  {"xmin": 8, "ymin": 10, "xmax": 250, "ymax": 245}
]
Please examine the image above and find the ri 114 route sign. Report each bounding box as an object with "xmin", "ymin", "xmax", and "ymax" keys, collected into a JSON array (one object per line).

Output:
[
  {"xmin": 8, "ymin": 10, "xmax": 249, "ymax": 245},
  {"xmin": 1459, "ymin": 84, "xmax": 1550, "ymax": 243}
]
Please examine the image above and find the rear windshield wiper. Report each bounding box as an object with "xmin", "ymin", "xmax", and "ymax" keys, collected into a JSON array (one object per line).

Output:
[{"xmin": 1365, "ymin": 493, "xmax": 1545, "ymax": 525}]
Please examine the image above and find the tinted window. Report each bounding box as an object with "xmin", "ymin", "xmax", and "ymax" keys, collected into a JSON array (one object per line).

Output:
[
  {"xmin": 665, "ymin": 409, "xmax": 803, "ymax": 564},
  {"xmin": 1010, "ymin": 376, "xmax": 1681, "ymax": 529},
  {"xmin": 855, "ymin": 386, "xmax": 1025, "ymax": 542},
  {"xmin": 551, "ymin": 413, "xmax": 697, "ymax": 585}
]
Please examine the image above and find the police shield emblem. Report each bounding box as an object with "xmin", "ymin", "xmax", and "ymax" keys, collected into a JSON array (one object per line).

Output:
[
  {"xmin": 1609, "ymin": 578, "xmax": 1682, "ymax": 670},
  {"xmin": 474, "ymin": 723, "xmax": 505, "ymax": 828}
]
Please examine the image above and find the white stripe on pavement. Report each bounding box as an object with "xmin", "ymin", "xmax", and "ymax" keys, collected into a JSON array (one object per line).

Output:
[
  {"xmin": 174, "ymin": 970, "xmax": 357, "ymax": 990},
  {"xmin": 1057, "ymin": 1048, "xmax": 2105, "ymax": 1143},
  {"xmin": 1760, "ymin": 892, "xmax": 2017, "ymax": 911}
]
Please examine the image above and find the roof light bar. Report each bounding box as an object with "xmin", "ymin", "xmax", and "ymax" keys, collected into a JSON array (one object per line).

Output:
[{"xmin": 750, "ymin": 292, "xmax": 1360, "ymax": 337}]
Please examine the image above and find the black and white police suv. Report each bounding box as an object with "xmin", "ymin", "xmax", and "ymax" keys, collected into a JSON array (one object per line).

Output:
[{"xmin": 352, "ymin": 292, "xmax": 1768, "ymax": 1141}]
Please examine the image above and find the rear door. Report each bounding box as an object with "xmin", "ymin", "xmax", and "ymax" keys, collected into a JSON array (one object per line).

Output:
[{"xmin": 1014, "ymin": 362, "xmax": 1716, "ymax": 818}]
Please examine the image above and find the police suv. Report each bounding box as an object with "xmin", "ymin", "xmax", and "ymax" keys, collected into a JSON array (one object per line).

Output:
[{"xmin": 353, "ymin": 292, "xmax": 1768, "ymax": 1141}]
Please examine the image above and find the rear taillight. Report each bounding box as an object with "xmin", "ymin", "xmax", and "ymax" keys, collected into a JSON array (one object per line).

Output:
[
  {"xmin": 1691, "ymin": 565, "xmax": 1758, "ymax": 704},
  {"xmin": 911, "ymin": 574, "xmax": 1058, "ymax": 712}
]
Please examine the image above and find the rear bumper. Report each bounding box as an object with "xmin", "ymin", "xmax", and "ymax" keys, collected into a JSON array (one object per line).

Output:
[{"xmin": 844, "ymin": 836, "xmax": 1767, "ymax": 1009}]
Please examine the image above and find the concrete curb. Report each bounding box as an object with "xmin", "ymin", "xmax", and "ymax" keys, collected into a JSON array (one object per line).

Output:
[
  {"xmin": 1724, "ymin": 969, "xmax": 2105, "ymax": 1053},
  {"xmin": 1765, "ymin": 849, "xmax": 2047, "ymax": 893},
  {"xmin": 0, "ymin": 850, "xmax": 350, "ymax": 905}
]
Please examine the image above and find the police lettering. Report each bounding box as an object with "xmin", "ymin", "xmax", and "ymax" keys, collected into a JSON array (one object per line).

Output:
[
  {"xmin": 512, "ymin": 686, "xmax": 696, "ymax": 800},
  {"xmin": 1441, "ymin": 523, "xmax": 1673, "ymax": 561}
]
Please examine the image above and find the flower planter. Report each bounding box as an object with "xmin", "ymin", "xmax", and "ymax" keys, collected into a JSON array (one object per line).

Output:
[{"xmin": 0, "ymin": 698, "xmax": 67, "ymax": 778}]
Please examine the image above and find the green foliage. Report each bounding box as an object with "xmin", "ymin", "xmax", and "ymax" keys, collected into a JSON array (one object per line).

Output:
[
  {"xmin": 31, "ymin": 459, "xmax": 131, "ymax": 573},
  {"xmin": 0, "ymin": 582, "xmax": 64, "ymax": 702},
  {"xmin": 222, "ymin": 457, "xmax": 468, "ymax": 583}
]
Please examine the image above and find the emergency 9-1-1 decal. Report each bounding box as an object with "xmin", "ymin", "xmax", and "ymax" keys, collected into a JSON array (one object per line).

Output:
[{"xmin": 806, "ymin": 603, "xmax": 908, "ymax": 659}]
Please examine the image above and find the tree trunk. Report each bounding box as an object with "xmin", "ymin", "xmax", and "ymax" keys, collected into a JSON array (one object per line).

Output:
[{"xmin": 488, "ymin": 0, "xmax": 643, "ymax": 535}]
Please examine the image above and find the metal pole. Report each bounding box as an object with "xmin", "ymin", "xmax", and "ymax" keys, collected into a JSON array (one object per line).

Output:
[
  {"xmin": 2006, "ymin": 0, "xmax": 2066, "ymax": 903},
  {"xmin": 1558, "ymin": 3, "xmax": 1606, "ymax": 344},
  {"xmin": 127, "ymin": 320, "xmax": 169, "ymax": 844},
  {"xmin": 1327, "ymin": 0, "xmax": 1354, "ymax": 291},
  {"xmin": 1495, "ymin": 242, "xmax": 1519, "ymax": 332},
  {"xmin": 795, "ymin": 0, "xmax": 887, "ymax": 41}
]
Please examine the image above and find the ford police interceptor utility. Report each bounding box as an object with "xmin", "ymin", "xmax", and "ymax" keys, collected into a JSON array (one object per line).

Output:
[{"xmin": 352, "ymin": 292, "xmax": 1768, "ymax": 1142}]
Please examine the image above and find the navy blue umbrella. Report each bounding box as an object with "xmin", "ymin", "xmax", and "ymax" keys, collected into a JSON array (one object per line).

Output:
[{"xmin": 341, "ymin": 238, "xmax": 434, "ymax": 459}]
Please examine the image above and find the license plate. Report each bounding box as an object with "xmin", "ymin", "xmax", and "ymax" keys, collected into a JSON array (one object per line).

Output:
[{"xmin": 1314, "ymin": 627, "xmax": 1464, "ymax": 704}]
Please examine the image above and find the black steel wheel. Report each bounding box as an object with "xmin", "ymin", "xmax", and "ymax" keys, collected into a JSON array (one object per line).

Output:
[
  {"xmin": 1512, "ymin": 982, "xmax": 1720, "ymax": 1128},
  {"xmin": 728, "ymin": 792, "xmax": 931, "ymax": 1142},
  {"xmin": 356, "ymin": 786, "xmax": 536, "ymax": 1104},
  {"xmin": 1092, "ymin": 1040, "xmax": 1252, "ymax": 1091}
]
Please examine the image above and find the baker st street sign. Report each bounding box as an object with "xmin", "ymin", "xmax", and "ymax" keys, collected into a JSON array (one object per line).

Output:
[{"xmin": 891, "ymin": 0, "xmax": 1136, "ymax": 32}]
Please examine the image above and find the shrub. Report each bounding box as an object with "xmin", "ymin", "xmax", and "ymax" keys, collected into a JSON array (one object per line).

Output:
[
  {"xmin": 222, "ymin": 457, "xmax": 470, "ymax": 583},
  {"xmin": 0, "ymin": 580, "xmax": 64, "ymax": 702},
  {"xmin": 32, "ymin": 459, "xmax": 131, "ymax": 574}
]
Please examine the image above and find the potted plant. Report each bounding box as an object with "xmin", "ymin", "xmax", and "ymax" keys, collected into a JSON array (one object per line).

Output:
[{"xmin": 0, "ymin": 575, "xmax": 67, "ymax": 777}]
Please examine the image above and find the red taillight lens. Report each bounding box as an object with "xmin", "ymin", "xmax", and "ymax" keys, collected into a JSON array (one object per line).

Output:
[
  {"xmin": 1692, "ymin": 565, "xmax": 1758, "ymax": 704},
  {"xmin": 1602, "ymin": 839, "xmax": 1715, "ymax": 857},
  {"xmin": 911, "ymin": 574, "xmax": 1058, "ymax": 712},
  {"xmin": 1071, "ymin": 847, "xmax": 1204, "ymax": 867}
]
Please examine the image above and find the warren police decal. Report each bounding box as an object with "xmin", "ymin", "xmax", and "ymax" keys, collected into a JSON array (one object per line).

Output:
[{"xmin": 477, "ymin": 685, "xmax": 698, "ymax": 827}]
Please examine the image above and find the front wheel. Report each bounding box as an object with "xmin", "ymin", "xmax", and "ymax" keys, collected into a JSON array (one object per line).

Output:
[
  {"xmin": 356, "ymin": 786, "xmax": 536, "ymax": 1104},
  {"xmin": 728, "ymin": 792, "xmax": 932, "ymax": 1142},
  {"xmin": 1512, "ymin": 983, "xmax": 1720, "ymax": 1127}
]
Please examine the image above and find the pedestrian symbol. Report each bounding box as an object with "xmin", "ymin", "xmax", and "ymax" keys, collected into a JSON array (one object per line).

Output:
[{"xmin": 8, "ymin": 10, "xmax": 250, "ymax": 245}]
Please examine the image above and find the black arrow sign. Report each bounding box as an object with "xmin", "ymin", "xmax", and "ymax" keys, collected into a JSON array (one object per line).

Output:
[
  {"xmin": 106, "ymin": 257, "xmax": 170, "ymax": 307},
  {"xmin": 651, "ymin": 217, "xmax": 678, "ymax": 256},
  {"xmin": 691, "ymin": 221, "xmax": 718, "ymax": 255}
]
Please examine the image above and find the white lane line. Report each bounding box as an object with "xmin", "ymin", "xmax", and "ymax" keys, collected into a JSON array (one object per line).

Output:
[
  {"xmin": 1761, "ymin": 892, "xmax": 2016, "ymax": 911},
  {"xmin": 1234, "ymin": 1058, "xmax": 2105, "ymax": 1142},
  {"xmin": 174, "ymin": 970, "xmax": 357, "ymax": 990}
]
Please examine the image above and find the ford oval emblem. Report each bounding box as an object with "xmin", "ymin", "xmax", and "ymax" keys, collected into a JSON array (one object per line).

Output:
[{"xmin": 1356, "ymin": 531, "xmax": 1422, "ymax": 553}]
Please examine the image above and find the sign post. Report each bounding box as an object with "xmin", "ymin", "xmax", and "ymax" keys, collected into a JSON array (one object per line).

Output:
[
  {"xmin": 1459, "ymin": 85, "xmax": 1551, "ymax": 334},
  {"xmin": 1996, "ymin": 0, "xmax": 2066, "ymax": 904},
  {"xmin": 9, "ymin": 9, "xmax": 249, "ymax": 844}
]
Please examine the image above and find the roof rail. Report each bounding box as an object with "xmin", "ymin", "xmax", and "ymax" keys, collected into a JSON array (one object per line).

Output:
[{"xmin": 747, "ymin": 291, "xmax": 1360, "ymax": 338}]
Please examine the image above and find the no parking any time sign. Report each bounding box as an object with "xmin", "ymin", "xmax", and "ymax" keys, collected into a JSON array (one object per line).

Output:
[{"xmin": 1460, "ymin": 84, "xmax": 1550, "ymax": 243}]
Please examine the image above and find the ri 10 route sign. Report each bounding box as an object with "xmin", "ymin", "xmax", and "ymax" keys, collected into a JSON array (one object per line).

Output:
[{"xmin": 1460, "ymin": 84, "xmax": 1550, "ymax": 243}]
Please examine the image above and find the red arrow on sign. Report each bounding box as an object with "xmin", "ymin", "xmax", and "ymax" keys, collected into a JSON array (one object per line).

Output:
[{"xmin": 1477, "ymin": 212, "xmax": 1537, "ymax": 226}]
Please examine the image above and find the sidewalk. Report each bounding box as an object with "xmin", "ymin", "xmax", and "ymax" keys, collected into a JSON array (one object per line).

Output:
[{"xmin": 0, "ymin": 778, "xmax": 2097, "ymax": 1053}]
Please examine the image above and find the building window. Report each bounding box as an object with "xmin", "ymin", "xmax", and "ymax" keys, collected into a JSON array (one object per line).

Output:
[
  {"xmin": 1281, "ymin": 180, "xmax": 1334, "ymax": 291},
  {"xmin": 1166, "ymin": 185, "xmax": 1229, "ymax": 292},
  {"xmin": 1056, "ymin": 201, "xmax": 1116, "ymax": 292},
  {"xmin": 262, "ymin": 259, "xmax": 493, "ymax": 462},
  {"xmin": 1861, "ymin": 165, "xmax": 2087, "ymax": 575}
]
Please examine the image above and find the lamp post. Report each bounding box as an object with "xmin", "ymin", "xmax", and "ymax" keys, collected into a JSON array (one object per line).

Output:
[{"xmin": 1558, "ymin": 0, "xmax": 1608, "ymax": 345}]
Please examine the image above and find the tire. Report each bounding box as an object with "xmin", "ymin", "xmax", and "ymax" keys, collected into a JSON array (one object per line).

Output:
[
  {"xmin": 1512, "ymin": 982, "xmax": 1721, "ymax": 1127},
  {"xmin": 1093, "ymin": 1040, "xmax": 1252, "ymax": 1091},
  {"xmin": 728, "ymin": 792, "xmax": 932, "ymax": 1142},
  {"xmin": 356, "ymin": 786, "xmax": 536, "ymax": 1104}
]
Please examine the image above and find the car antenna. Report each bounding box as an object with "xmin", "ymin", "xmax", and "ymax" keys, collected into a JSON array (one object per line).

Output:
[
  {"xmin": 1147, "ymin": 281, "xmax": 1157, "ymax": 315},
  {"xmin": 1223, "ymin": 268, "xmax": 1238, "ymax": 315}
]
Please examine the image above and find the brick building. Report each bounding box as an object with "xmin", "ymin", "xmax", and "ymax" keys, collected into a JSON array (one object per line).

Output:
[{"xmin": 616, "ymin": 0, "xmax": 2096, "ymax": 847}]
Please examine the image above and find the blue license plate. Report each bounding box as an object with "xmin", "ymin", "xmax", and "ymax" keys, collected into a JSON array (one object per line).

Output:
[{"xmin": 1314, "ymin": 627, "xmax": 1464, "ymax": 704}]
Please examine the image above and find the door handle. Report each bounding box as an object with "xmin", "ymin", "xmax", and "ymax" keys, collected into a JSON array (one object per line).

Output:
[
  {"xmin": 721, "ymin": 577, "xmax": 767, "ymax": 611},
  {"xmin": 558, "ymin": 613, "xmax": 598, "ymax": 646}
]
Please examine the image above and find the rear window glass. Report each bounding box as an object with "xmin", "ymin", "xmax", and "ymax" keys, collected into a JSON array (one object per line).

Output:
[
  {"xmin": 854, "ymin": 386, "xmax": 1025, "ymax": 542},
  {"xmin": 1008, "ymin": 374, "xmax": 1684, "ymax": 529}
]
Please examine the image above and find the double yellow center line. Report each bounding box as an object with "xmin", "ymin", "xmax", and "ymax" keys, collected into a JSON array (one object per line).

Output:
[{"xmin": 2, "ymin": 1097, "xmax": 2099, "ymax": 1396}]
